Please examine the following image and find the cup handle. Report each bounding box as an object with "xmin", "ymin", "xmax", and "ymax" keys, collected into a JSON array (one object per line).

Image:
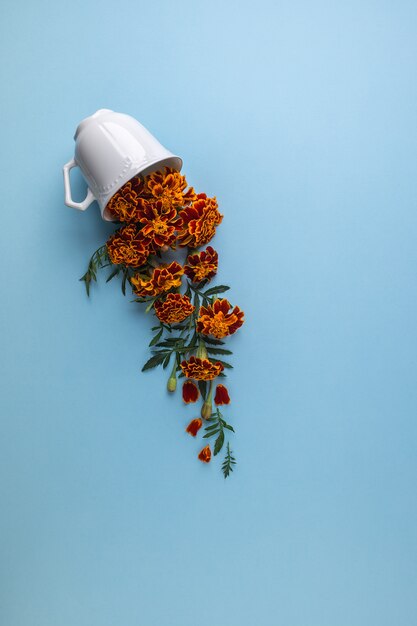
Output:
[{"xmin": 63, "ymin": 158, "xmax": 95, "ymax": 211}]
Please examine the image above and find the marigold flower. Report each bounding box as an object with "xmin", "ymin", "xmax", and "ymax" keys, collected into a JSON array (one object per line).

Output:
[
  {"xmin": 198, "ymin": 445, "xmax": 212, "ymax": 463},
  {"xmin": 106, "ymin": 225, "xmax": 151, "ymax": 267},
  {"xmin": 180, "ymin": 356, "xmax": 224, "ymax": 381},
  {"xmin": 154, "ymin": 293, "xmax": 194, "ymax": 324},
  {"xmin": 197, "ymin": 298, "xmax": 244, "ymax": 339},
  {"xmin": 177, "ymin": 194, "xmax": 223, "ymax": 248},
  {"xmin": 186, "ymin": 418, "xmax": 202, "ymax": 437},
  {"xmin": 214, "ymin": 384, "xmax": 230, "ymax": 405},
  {"xmin": 182, "ymin": 380, "xmax": 199, "ymax": 403},
  {"xmin": 144, "ymin": 167, "xmax": 192, "ymax": 211},
  {"xmin": 131, "ymin": 261, "xmax": 184, "ymax": 297},
  {"xmin": 137, "ymin": 200, "xmax": 177, "ymax": 248},
  {"xmin": 184, "ymin": 246, "xmax": 219, "ymax": 283},
  {"xmin": 106, "ymin": 181, "xmax": 141, "ymax": 223}
]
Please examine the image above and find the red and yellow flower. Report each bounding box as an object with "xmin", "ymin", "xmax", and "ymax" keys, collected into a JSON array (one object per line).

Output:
[
  {"xmin": 186, "ymin": 418, "xmax": 203, "ymax": 437},
  {"xmin": 106, "ymin": 181, "xmax": 141, "ymax": 223},
  {"xmin": 214, "ymin": 384, "xmax": 230, "ymax": 405},
  {"xmin": 184, "ymin": 246, "xmax": 218, "ymax": 283},
  {"xmin": 131, "ymin": 261, "xmax": 184, "ymax": 297},
  {"xmin": 198, "ymin": 445, "xmax": 212, "ymax": 463},
  {"xmin": 154, "ymin": 293, "xmax": 194, "ymax": 324},
  {"xmin": 144, "ymin": 167, "xmax": 194, "ymax": 211},
  {"xmin": 180, "ymin": 356, "xmax": 224, "ymax": 381},
  {"xmin": 197, "ymin": 298, "xmax": 244, "ymax": 339},
  {"xmin": 106, "ymin": 225, "xmax": 151, "ymax": 267},
  {"xmin": 177, "ymin": 194, "xmax": 223, "ymax": 248},
  {"xmin": 136, "ymin": 200, "xmax": 177, "ymax": 248},
  {"xmin": 182, "ymin": 380, "xmax": 199, "ymax": 403}
]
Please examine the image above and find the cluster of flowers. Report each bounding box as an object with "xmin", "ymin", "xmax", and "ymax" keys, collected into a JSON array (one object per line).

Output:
[{"xmin": 81, "ymin": 168, "xmax": 244, "ymax": 477}]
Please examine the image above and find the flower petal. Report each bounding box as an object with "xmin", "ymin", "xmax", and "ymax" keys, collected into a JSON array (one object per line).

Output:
[
  {"xmin": 182, "ymin": 381, "xmax": 199, "ymax": 403},
  {"xmin": 186, "ymin": 418, "xmax": 203, "ymax": 437},
  {"xmin": 214, "ymin": 384, "xmax": 230, "ymax": 405}
]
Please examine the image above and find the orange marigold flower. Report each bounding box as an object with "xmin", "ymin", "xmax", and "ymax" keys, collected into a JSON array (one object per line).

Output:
[
  {"xmin": 129, "ymin": 174, "xmax": 147, "ymax": 196},
  {"xmin": 177, "ymin": 194, "xmax": 223, "ymax": 248},
  {"xmin": 106, "ymin": 180, "xmax": 141, "ymax": 223},
  {"xmin": 131, "ymin": 261, "xmax": 184, "ymax": 297},
  {"xmin": 184, "ymin": 246, "xmax": 219, "ymax": 283},
  {"xmin": 136, "ymin": 200, "xmax": 177, "ymax": 248},
  {"xmin": 214, "ymin": 384, "xmax": 230, "ymax": 405},
  {"xmin": 106, "ymin": 225, "xmax": 151, "ymax": 267},
  {"xmin": 186, "ymin": 418, "xmax": 202, "ymax": 437},
  {"xmin": 180, "ymin": 356, "xmax": 224, "ymax": 381},
  {"xmin": 183, "ymin": 380, "xmax": 200, "ymax": 403},
  {"xmin": 197, "ymin": 298, "xmax": 244, "ymax": 338},
  {"xmin": 198, "ymin": 445, "xmax": 212, "ymax": 463},
  {"xmin": 144, "ymin": 167, "xmax": 191, "ymax": 211},
  {"xmin": 154, "ymin": 293, "xmax": 195, "ymax": 324}
]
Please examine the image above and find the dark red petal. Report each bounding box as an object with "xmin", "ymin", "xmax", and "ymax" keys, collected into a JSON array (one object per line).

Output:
[
  {"xmin": 198, "ymin": 445, "xmax": 212, "ymax": 463},
  {"xmin": 214, "ymin": 384, "xmax": 230, "ymax": 405},
  {"xmin": 186, "ymin": 418, "xmax": 203, "ymax": 437},
  {"xmin": 182, "ymin": 381, "xmax": 199, "ymax": 403}
]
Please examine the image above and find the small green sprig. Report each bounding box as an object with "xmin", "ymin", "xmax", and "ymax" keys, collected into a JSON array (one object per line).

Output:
[
  {"xmin": 203, "ymin": 408, "xmax": 235, "ymax": 456},
  {"xmin": 142, "ymin": 334, "xmax": 191, "ymax": 372},
  {"xmin": 222, "ymin": 442, "xmax": 236, "ymax": 478},
  {"xmin": 79, "ymin": 245, "xmax": 110, "ymax": 296}
]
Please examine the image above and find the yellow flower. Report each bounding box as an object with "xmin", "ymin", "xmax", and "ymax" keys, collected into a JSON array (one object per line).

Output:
[
  {"xmin": 106, "ymin": 225, "xmax": 151, "ymax": 267},
  {"xmin": 180, "ymin": 356, "xmax": 224, "ymax": 381},
  {"xmin": 196, "ymin": 298, "xmax": 244, "ymax": 338},
  {"xmin": 154, "ymin": 293, "xmax": 194, "ymax": 323},
  {"xmin": 144, "ymin": 167, "xmax": 194, "ymax": 211},
  {"xmin": 177, "ymin": 194, "xmax": 223, "ymax": 247},
  {"xmin": 131, "ymin": 261, "xmax": 184, "ymax": 297}
]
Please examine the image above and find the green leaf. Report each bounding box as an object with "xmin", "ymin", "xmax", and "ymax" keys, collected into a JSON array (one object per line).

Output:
[
  {"xmin": 106, "ymin": 267, "xmax": 121, "ymax": 283},
  {"xmin": 162, "ymin": 353, "xmax": 171, "ymax": 369},
  {"xmin": 206, "ymin": 347, "xmax": 233, "ymax": 356},
  {"xmin": 186, "ymin": 332, "xmax": 198, "ymax": 350},
  {"xmin": 223, "ymin": 424, "xmax": 235, "ymax": 432},
  {"xmin": 141, "ymin": 353, "xmax": 166, "ymax": 371},
  {"xmin": 121, "ymin": 269, "xmax": 128, "ymax": 296},
  {"xmin": 222, "ymin": 442, "xmax": 236, "ymax": 478},
  {"xmin": 205, "ymin": 423, "xmax": 220, "ymax": 432},
  {"xmin": 203, "ymin": 285, "xmax": 230, "ymax": 297},
  {"xmin": 202, "ymin": 336, "xmax": 225, "ymax": 346},
  {"xmin": 79, "ymin": 245, "xmax": 109, "ymax": 297},
  {"xmin": 203, "ymin": 429, "xmax": 219, "ymax": 439},
  {"xmin": 161, "ymin": 337, "xmax": 183, "ymax": 345},
  {"xmin": 193, "ymin": 291, "xmax": 200, "ymax": 312},
  {"xmin": 214, "ymin": 430, "xmax": 225, "ymax": 456},
  {"xmin": 149, "ymin": 328, "xmax": 163, "ymax": 346}
]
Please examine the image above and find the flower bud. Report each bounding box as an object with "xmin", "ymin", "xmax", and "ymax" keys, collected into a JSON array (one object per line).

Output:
[
  {"xmin": 167, "ymin": 359, "xmax": 178, "ymax": 393},
  {"xmin": 201, "ymin": 399, "xmax": 212, "ymax": 420}
]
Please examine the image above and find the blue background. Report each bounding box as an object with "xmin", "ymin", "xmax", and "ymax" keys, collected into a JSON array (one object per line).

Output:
[{"xmin": 1, "ymin": 1, "xmax": 417, "ymax": 624}]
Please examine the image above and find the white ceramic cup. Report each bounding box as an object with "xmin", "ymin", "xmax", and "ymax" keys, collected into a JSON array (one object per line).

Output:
[{"xmin": 63, "ymin": 109, "xmax": 183, "ymax": 221}]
